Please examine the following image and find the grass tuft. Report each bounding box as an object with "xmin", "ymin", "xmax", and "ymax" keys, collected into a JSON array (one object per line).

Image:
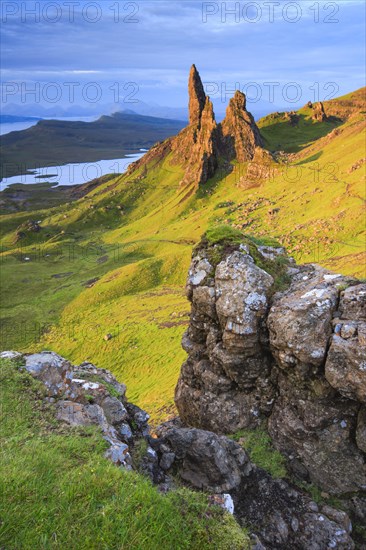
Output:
[
  {"xmin": 204, "ymin": 225, "xmax": 245, "ymax": 245},
  {"xmin": 230, "ymin": 427, "xmax": 287, "ymax": 479}
]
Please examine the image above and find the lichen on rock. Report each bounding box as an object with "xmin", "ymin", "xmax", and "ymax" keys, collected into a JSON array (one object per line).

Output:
[{"xmin": 175, "ymin": 232, "xmax": 366, "ymax": 505}]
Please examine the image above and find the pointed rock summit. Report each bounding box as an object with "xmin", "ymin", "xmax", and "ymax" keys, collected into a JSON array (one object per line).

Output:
[
  {"xmin": 221, "ymin": 90, "xmax": 263, "ymax": 162},
  {"xmin": 171, "ymin": 65, "xmax": 220, "ymax": 187},
  {"xmin": 129, "ymin": 66, "xmax": 266, "ymax": 189},
  {"xmin": 172, "ymin": 67, "xmax": 265, "ymax": 188},
  {"xmin": 188, "ymin": 65, "xmax": 206, "ymax": 126}
]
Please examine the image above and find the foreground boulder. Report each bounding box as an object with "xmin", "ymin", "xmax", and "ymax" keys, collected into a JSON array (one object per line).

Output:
[
  {"xmin": 154, "ymin": 423, "xmax": 355, "ymax": 549},
  {"xmin": 175, "ymin": 234, "xmax": 366, "ymax": 510},
  {"xmin": 160, "ymin": 427, "xmax": 251, "ymax": 492},
  {"xmin": 8, "ymin": 351, "xmax": 150, "ymax": 469}
]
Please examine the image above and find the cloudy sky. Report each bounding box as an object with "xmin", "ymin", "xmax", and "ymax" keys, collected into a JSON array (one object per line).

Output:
[{"xmin": 1, "ymin": 0, "xmax": 365, "ymax": 118}]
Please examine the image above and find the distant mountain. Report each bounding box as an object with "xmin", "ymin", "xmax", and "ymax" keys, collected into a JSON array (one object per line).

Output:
[
  {"xmin": 0, "ymin": 100, "xmax": 289, "ymax": 123},
  {"xmin": 111, "ymin": 102, "xmax": 188, "ymax": 121},
  {"xmin": 0, "ymin": 115, "xmax": 42, "ymax": 124},
  {"xmin": 1, "ymin": 101, "xmax": 189, "ymax": 122},
  {"xmin": 0, "ymin": 112, "xmax": 186, "ymax": 179}
]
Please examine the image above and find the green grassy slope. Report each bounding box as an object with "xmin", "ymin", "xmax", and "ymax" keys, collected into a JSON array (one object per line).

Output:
[
  {"xmin": 0, "ymin": 357, "xmax": 250, "ymax": 549},
  {"xmin": 0, "ymin": 91, "xmax": 365, "ymax": 422}
]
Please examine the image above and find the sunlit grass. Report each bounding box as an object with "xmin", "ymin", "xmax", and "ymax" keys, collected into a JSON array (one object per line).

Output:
[
  {"xmin": 0, "ymin": 358, "xmax": 250, "ymax": 549},
  {"xmin": 0, "ymin": 103, "xmax": 365, "ymax": 421}
]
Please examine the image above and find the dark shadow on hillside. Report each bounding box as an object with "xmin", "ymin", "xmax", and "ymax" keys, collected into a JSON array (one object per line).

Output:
[
  {"xmin": 297, "ymin": 151, "xmax": 323, "ymax": 165},
  {"xmin": 259, "ymin": 114, "xmax": 343, "ymax": 153}
]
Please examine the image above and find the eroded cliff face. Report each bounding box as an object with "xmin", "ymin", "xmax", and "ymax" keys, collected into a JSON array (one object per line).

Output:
[
  {"xmin": 312, "ymin": 101, "xmax": 328, "ymax": 122},
  {"xmin": 175, "ymin": 237, "xmax": 366, "ymax": 504},
  {"xmin": 170, "ymin": 65, "xmax": 220, "ymax": 188},
  {"xmin": 221, "ymin": 90, "xmax": 263, "ymax": 162},
  {"xmin": 188, "ymin": 63, "xmax": 207, "ymax": 126}
]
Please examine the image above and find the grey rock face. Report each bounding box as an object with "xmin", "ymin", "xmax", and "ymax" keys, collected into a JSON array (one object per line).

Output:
[
  {"xmin": 105, "ymin": 442, "xmax": 131, "ymax": 468},
  {"xmin": 56, "ymin": 401, "xmax": 109, "ymax": 430},
  {"xmin": 356, "ymin": 407, "xmax": 366, "ymax": 453},
  {"xmin": 159, "ymin": 452, "xmax": 175, "ymax": 471},
  {"xmin": 157, "ymin": 424, "xmax": 355, "ymax": 549},
  {"xmin": 267, "ymin": 269, "xmax": 366, "ymax": 494},
  {"xmin": 25, "ymin": 351, "xmax": 73, "ymax": 396},
  {"xmin": 234, "ymin": 467, "xmax": 354, "ymax": 549},
  {"xmin": 268, "ymin": 266, "xmax": 340, "ymax": 372},
  {"xmin": 162, "ymin": 427, "xmax": 251, "ymax": 492},
  {"xmin": 16, "ymin": 351, "xmax": 149, "ymax": 473},
  {"xmin": 267, "ymin": 372, "xmax": 366, "ymax": 494},
  {"xmin": 101, "ymin": 396, "xmax": 128, "ymax": 425},
  {"xmin": 175, "ymin": 242, "xmax": 366, "ymax": 501},
  {"xmin": 176, "ymin": 246, "xmax": 276, "ymax": 433},
  {"xmin": 339, "ymin": 284, "xmax": 366, "ymax": 319},
  {"xmin": 325, "ymin": 285, "xmax": 366, "ymax": 402}
]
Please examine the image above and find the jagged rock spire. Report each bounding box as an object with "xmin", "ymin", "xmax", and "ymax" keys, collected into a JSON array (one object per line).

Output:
[
  {"xmin": 221, "ymin": 90, "xmax": 263, "ymax": 162},
  {"xmin": 188, "ymin": 64, "xmax": 206, "ymax": 126},
  {"xmin": 172, "ymin": 68, "xmax": 264, "ymax": 188},
  {"xmin": 126, "ymin": 67, "xmax": 265, "ymax": 190}
]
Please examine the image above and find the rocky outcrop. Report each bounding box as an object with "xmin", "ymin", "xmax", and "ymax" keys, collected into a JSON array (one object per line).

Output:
[
  {"xmin": 234, "ymin": 468, "xmax": 354, "ymax": 549},
  {"xmin": 175, "ymin": 236, "xmax": 366, "ymax": 506},
  {"xmin": 169, "ymin": 66, "xmax": 264, "ymax": 188},
  {"xmin": 170, "ymin": 66, "xmax": 220, "ymax": 188},
  {"xmin": 245, "ymin": 147, "xmax": 275, "ymax": 182},
  {"xmin": 155, "ymin": 422, "xmax": 355, "ymax": 549},
  {"xmin": 159, "ymin": 427, "xmax": 250, "ymax": 492},
  {"xmin": 5, "ymin": 261, "xmax": 365, "ymax": 547},
  {"xmin": 325, "ymin": 285, "xmax": 366, "ymax": 402},
  {"xmin": 221, "ymin": 91, "xmax": 263, "ymax": 162},
  {"xmin": 188, "ymin": 64, "xmax": 207, "ymax": 126},
  {"xmin": 11, "ymin": 351, "xmax": 149, "ymax": 469},
  {"xmin": 176, "ymin": 243, "xmax": 276, "ymax": 433},
  {"xmin": 285, "ymin": 111, "xmax": 300, "ymax": 126},
  {"xmin": 2, "ymin": 349, "xmax": 358, "ymax": 548},
  {"xmin": 172, "ymin": 96, "xmax": 220, "ymax": 188},
  {"xmin": 312, "ymin": 101, "xmax": 328, "ymax": 122},
  {"xmin": 267, "ymin": 277, "xmax": 366, "ymax": 496},
  {"xmin": 126, "ymin": 66, "xmax": 265, "ymax": 190},
  {"xmin": 14, "ymin": 219, "xmax": 42, "ymax": 242}
]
